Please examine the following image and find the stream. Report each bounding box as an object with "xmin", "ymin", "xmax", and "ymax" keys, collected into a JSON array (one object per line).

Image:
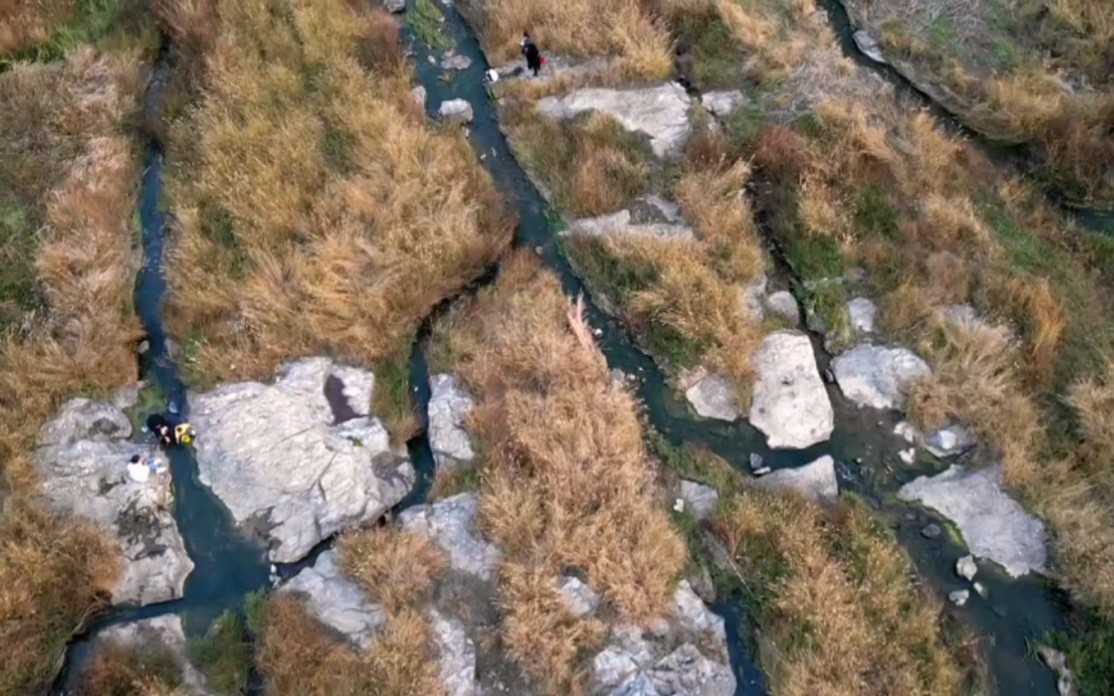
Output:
[{"xmin": 53, "ymin": 1, "xmax": 1075, "ymax": 693}]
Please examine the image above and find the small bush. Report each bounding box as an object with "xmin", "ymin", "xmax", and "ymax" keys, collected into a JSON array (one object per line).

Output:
[
  {"xmin": 336, "ymin": 526, "xmax": 447, "ymax": 613},
  {"xmin": 188, "ymin": 612, "xmax": 250, "ymax": 695}
]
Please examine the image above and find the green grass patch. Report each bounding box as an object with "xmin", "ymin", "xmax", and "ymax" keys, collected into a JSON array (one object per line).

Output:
[
  {"xmin": 188, "ymin": 611, "xmax": 251, "ymax": 695},
  {"xmin": 1048, "ymin": 615, "xmax": 1114, "ymax": 696},
  {"xmin": 409, "ymin": 0, "xmax": 452, "ymax": 51},
  {"xmin": 0, "ymin": 203, "xmax": 41, "ymax": 325},
  {"xmin": 646, "ymin": 430, "xmax": 738, "ymax": 496},
  {"xmin": 372, "ymin": 350, "xmax": 417, "ymax": 445},
  {"xmin": 853, "ymin": 186, "xmax": 899, "ymax": 240},
  {"xmin": 244, "ymin": 591, "xmax": 268, "ymax": 635},
  {"xmin": 1, "ymin": 0, "xmax": 150, "ymax": 67},
  {"xmin": 725, "ymin": 103, "xmax": 768, "ymax": 154},
  {"xmin": 123, "ymin": 382, "xmax": 166, "ymax": 436},
  {"xmin": 670, "ymin": 9, "xmax": 744, "ymax": 90},
  {"xmin": 431, "ymin": 465, "xmax": 483, "ymax": 500}
]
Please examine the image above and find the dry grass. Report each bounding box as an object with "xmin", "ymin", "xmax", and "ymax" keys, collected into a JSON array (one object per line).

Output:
[
  {"xmin": 430, "ymin": 252, "xmax": 687, "ymax": 692},
  {"xmin": 255, "ymin": 594, "xmax": 444, "ymax": 696},
  {"xmin": 0, "ymin": 0, "xmax": 77, "ymax": 55},
  {"xmin": 78, "ymin": 639, "xmax": 184, "ymax": 696},
  {"xmin": 459, "ymin": 0, "xmax": 673, "ymax": 79},
  {"xmin": 164, "ymin": 0, "xmax": 512, "ymax": 389},
  {"xmin": 849, "ymin": 0, "xmax": 1114, "ymax": 207},
  {"xmin": 336, "ymin": 526, "xmax": 448, "ymax": 613},
  {"xmin": 713, "ymin": 489, "xmax": 973, "ymax": 696},
  {"xmin": 0, "ymin": 46, "xmax": 144, "ymax": 696}
]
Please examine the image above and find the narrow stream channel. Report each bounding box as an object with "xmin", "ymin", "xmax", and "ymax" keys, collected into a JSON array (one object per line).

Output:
[
  {"xmin": 416, "ymin": 2, "xmax": 1072, "ymax": 694},
  {"xmin": 54, "ymin": 2, "xmax": 1076, "ymax": 692}
]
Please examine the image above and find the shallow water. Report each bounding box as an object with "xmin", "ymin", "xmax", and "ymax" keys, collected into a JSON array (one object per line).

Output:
[{"xmin": 418, "ymin": 2, "xmax": 1071, "ymax": 693}]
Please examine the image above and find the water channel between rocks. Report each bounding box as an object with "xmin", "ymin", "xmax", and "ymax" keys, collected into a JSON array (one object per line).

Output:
[{"xmin": 55, "ymin": 1, "xmax": 1076, "ymax": 692}]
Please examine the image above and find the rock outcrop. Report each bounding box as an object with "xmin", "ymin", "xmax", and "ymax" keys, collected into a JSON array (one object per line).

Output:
[
  {"xmin": 832, "ymin": 344, "xmax": 931, "ymax": 409},
  {"xmin": 399, "ymin": 493, "xmax": 501, "ymax": 582},
  {"xmin": 35, "ymin": 398, "xmax": 193, "ymax": 606},
  {"xmin": 431, "ymin": 609, "xmax": 477, "ymax": 696},
  {"xmin": 536, "ymin": 84, "xmax": 692, "ymax": 158},
  {"xmin": 90, "ymin": 615, "xmax": 214, "ymax": 695},
  {"xmin": 439, "ymin": 98, "xmax": 474, "ymax": 125},
  {"xmin": 679, "ymin": 480, "xmax": 719, "ymax": 521},
  {"xmin": 558, "ymin": 575, "xmax": 602, "ymax": 618},
  {"xmin": 847, "ymin": 297, "xmax": 877, "ymax": 334},
  {"xmin": 565, "ymin": 208, "xmax": 695, "ymax": 242},
  {"xmin": 754, "ymin": 455, "xmax": 839, "ymax": 503},
  {"xmin": 749, "ymin": 332, "xmax": 834, "ymax": 449},
  {"xmin": 680, "ymin": 368, "xmax": 739, "ymax": 422},
  {"xmin": 765, "ymin": 290, "xmax": 800, "ymax": 324},
  {"xmin": 701, "ymin": 90, "xmax": 746, "ymax": 118},
  {"xmin": 428, "ymin": 374, "xmax": 476, "ymax": 471},
  {"xmin": 282, "ymin": 549, "xmax": 384, "ymax": 648},
  {"xmin": 898, "ymin": 464, "xmax": 1047, "ymax": 577},
  {"xmin": 591, "ymin": 581, "xmax": 735, "ymax": 696},
  {"xmin": 191, "ymin": 358, "xmax": 415, "ymax": 563},
  {"xmin": 853, "ymin": 30, "xmax": 886, "ymax": 64}
]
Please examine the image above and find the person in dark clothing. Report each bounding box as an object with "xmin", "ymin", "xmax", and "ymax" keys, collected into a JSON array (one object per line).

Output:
[
  {"xmin": 146, "ymin": 412, "xmax": 195, "ymax": 448},
  {"xmin": 521, "ymin": 31, "xmax": 542, "ymax": 76}
]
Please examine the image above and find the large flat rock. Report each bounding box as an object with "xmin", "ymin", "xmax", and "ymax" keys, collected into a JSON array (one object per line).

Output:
[
  {"xmin": 282, "ymin": 549, "xmax": 384, "ymax": 648},
  {"xmin": 898, "ymin": 465, "xmax": 1047, "ymax": 577},
  {"xmin": 749, "ymin": 332, "xmax": 834, "ymax": 449},
  {"xmin": 833, "ymin": 344, "xmax": 931, "ymax": 410},
  {"xmin": 536, "ymin": 84, "xmax": 692, "ymax": 158},
  {"xmin": 428, "ymin": 374, "xmax": 476, "ymax": 471},
  {"xmin": 191, "ymin": 358, "xmax": 415, "ymax": 563},
  {"xmin": 35, "ymin": 398, "xmax": 193, "ymax": 606}
]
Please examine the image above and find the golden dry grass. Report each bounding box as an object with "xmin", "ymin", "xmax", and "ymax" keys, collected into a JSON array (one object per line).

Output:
[
  {"xmin": 164, "ymin": 0, "xmax": 512, "ymax": 389},
  {"xmin": 460, "ymin": 0, "xmax": 673, "ymax": 79},
  {"xmin": 429, "ymin": 252, "xmax": 687, "ymax": 692},
  {"xmin": 713, "ymin": 489, "xmax": 972, "ymax": 696},
  {"xmin": 78, "ymin": 639, "xmax": 185, "ymax": 696},
  {"xmin": 0, "ymin": 0, "xmax": 77, "ymax": 55},
  {"xmin": 850, "ymin": 0, "xmax": 1114, "ymax": 207},
  {"xmin": 255, "ymin": 594, "xmax": 445, "ymax": 696},
  {"xmin": 0, "ymin": 46, "xmax": 144, "ymax": 696},
  {"xmin": 336, "ymin": 526, "xmax": 448, "ymax": 613}
]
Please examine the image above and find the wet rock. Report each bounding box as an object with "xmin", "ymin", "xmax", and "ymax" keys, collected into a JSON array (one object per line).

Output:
[
  {"xmin": 282, "ymin": 550, "xmax": 384, "ymax": 648},
  {"xmin": 672, "ymin": 580, "xmax": 725, "ymax": 640},
  {"xmin": 35, "ymin": 398, "xmax": 193, "ymax": 606},
  {"xmin": 899, "ymin": 448, "xmax": 916, "ymax": 464},
  {"xmin": 765, "ymin": 290, "xmax": 800, "ymax": 324},
  {"xmin": 536, "ymin": 83, "xmax": 692, "ymax": 158},
  {"xmin": 956, "ymin": 554, "xmax": 978, "ymax": 581},
  {"xmin": 329, "ymin": 364, "xmax": 374, "ymax": 416},
  {"xmin": 558, "ymin": 575, "xmax": 602, "ymax": 617},
  {"xmin": 92, "ymin": 615, "xmax": 214, "ymax": 695},
  {"xmin": 701, "ymin": 90, "xmax": 746, "ymax": 118},
  {"xmin": 1037, "ymin": 646, "xmax": 1078, "ymax": 696},
  {"xmin": 680, "ymin": 367, "xmax": 738, "ymax": 422},
  {"xmin": 399, "ymin": 492, "xmax": 501, "ymax": 582},
  {"xmin": 921, "ymin": 523, "xmax": 942, "ymax": 539},
  {"xmin": 428, "ymin": 374, "xmax": 475, "ymax": 471},
  {"xmin": 382, "ymin": 0, "xmax": 405, "ymax": 12},
  {"xmin": 439, "ymin": 98, "xmax": 474, "ymax": 125},
  {"xmin": 948, "ymin": 589, "xmax": 969, "ymax": 607},
  {"xmin": 441, "ymin": 51, "xmax": 472, "ymax": 71},
  {"xmin": 974, "ymin": 581, "xmax": 988, "ymax": 598},
  {"xmin": 749, "ymin": 332, "xmax": 834, "ymax": 449},
  {"xmin": 847, "ymin": 297, "xmax": 877, "ymax": 334},
  {"xmin": 566, "ymin": 208, "xmax": 694, "ymax": 242},
  {"xmin": 853, "ymin": 30, "xmax": 887, "ymax": 64},
  {"xmin": 899, "ymin": 464, "xmax": 1047, "ymax": 577},
  {"xmin": 411, "ymin": 85, "xmax": 427, "ymax": 109},
  {"xmin": 431, "ymin": 609, "xmax": 477, "ymax": 696},
  {"xmin": 679, "ymin": 480, "xmax": 719, "ymax": 521},
  {"xmin": 894, "ymin": 420, "xmax": 921, "ymax": 443},
  {"xmin": 754, "ymin": 455, "xmax": 838, "ymax": 503},
  {"xmin": 832, "ymin": 344, "xmax": 931, "ymax": 410},
  {"xmin": 592, "ymin": 617, "xmax": 734, "ymax": 696},
  {"xmin": 749, "ymin": 453, "xmax": 764, "ymax": 471},
  {"xmin": 925, "ymin": 424, "xmax": 976, "ymax": 458},
  {"xmin": 191, "ymin": 358, "xmax": 415, "ymax": 562}
]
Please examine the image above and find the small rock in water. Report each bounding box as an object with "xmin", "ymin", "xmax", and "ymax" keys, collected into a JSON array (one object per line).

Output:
[
  {"xmin": 749, "ymin": 453, "xmax": 764, "ymax": 471},
  {"xmin": 921, "ymin": 523, "xmax": 942, "ymax": 539},
  {"xmin": 956, "ymin": 554, "xmax": 978, "ymax": 581},
  {"xmin": 948, "ymin": 589, "xmax": 970, "ymax": 607},
  {"xmin": 428, "ymin": 55, "xmax": 436, "ymax": 64},
  {"xmin": 753, "ymin": 466, "xmax": 771, "ymax": 477},
  {"xmin": 410, "ymin": 85, "xmax": 427, "ymax": 109},
  {"xmin": 440, "ymin": 51, "xmax": 472, "ymax": 71},
  {"xmin": 893, "ymin": 420, "xmax": 920, "ymax": 443},
  {"xmin": 1037, "ymin": 646, "xmax": 1067, "ymax": 673},
  {"xmin": 898, "ymin": 448, "xmax": 916, "ymax": 464},
  {"xmin": 673, "ymin": 498, "xmax": 685, "ymax": 513},
  {"xmin": 383, "ymin": 0, "xmax": 405, "ymax": 12},
  {"xmin": 438, "ymin": 98, "xmax": 473, "ymax": 125},
  {"xmin": 974, "ymin": 581, "xmax": 988, "ymax": 598}
]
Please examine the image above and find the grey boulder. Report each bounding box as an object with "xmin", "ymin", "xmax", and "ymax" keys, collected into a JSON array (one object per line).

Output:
[
  {"xmin": 428, "ymin": 374, "xmax": 476, "ymax": 471},
  {"xmin": 679, "ymin": 480, "xmax": 719, "ymax": 521},
  {"xmin": 847, "ymin": 297, "xmax": 877, "ymax": 334},
  {"xmin": 765, "ymin": 290, "xmax": 800, "ymax": 324},
  {"xmin": 399, "ymin": 493, "xmax": 501, "ymax": 582},
  {"xmin": 853, "ymin": 30, "xmax": 887, "ymax": 64},
  {"xmin": 680, "ymin": 368, "xmax": 738, "ymax": 422},
  {"xmin": 282, "ymin": 549, "xmax": 384, "ymax": 648},
  {"xmin": 926, "ymin": 424, "xmax": 977, "ymax": 457},
  {"xmin": 439, "ymin": 98, "xmax": 474, "ymax": 125},
  {"xmin": 431, "ymin": 609, "xmax": 477, "ymax": 696},
  {"xmin": 754, "ymin": 455, "xmax": 839, "ymax": 503},
  {"xmin": 191, "ymin": 358, "xmax": 415, "ymax": 563},
  {"xmin": 833, "ymin": 344, "xmax": 931, "ymax": 409},
  {"xmin": 898, "ymin": 464, "xmax": 1047, "ymax": 577},
  {"xmin": 35, "ymin": 398, "xmax": 193, "ymax": 606},
  {"xmin": 749, "ymin": 332, "xmax": 834, "ymax": 449}
]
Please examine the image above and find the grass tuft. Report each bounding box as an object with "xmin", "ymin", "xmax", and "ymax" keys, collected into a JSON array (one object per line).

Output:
[
  {"xmin": 336, "ymin": 525, "xmax": 447, "ymax": 613},
  {"xmin": 187, "ymin": 611, "xmax": 251, "ymax": 695}
]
